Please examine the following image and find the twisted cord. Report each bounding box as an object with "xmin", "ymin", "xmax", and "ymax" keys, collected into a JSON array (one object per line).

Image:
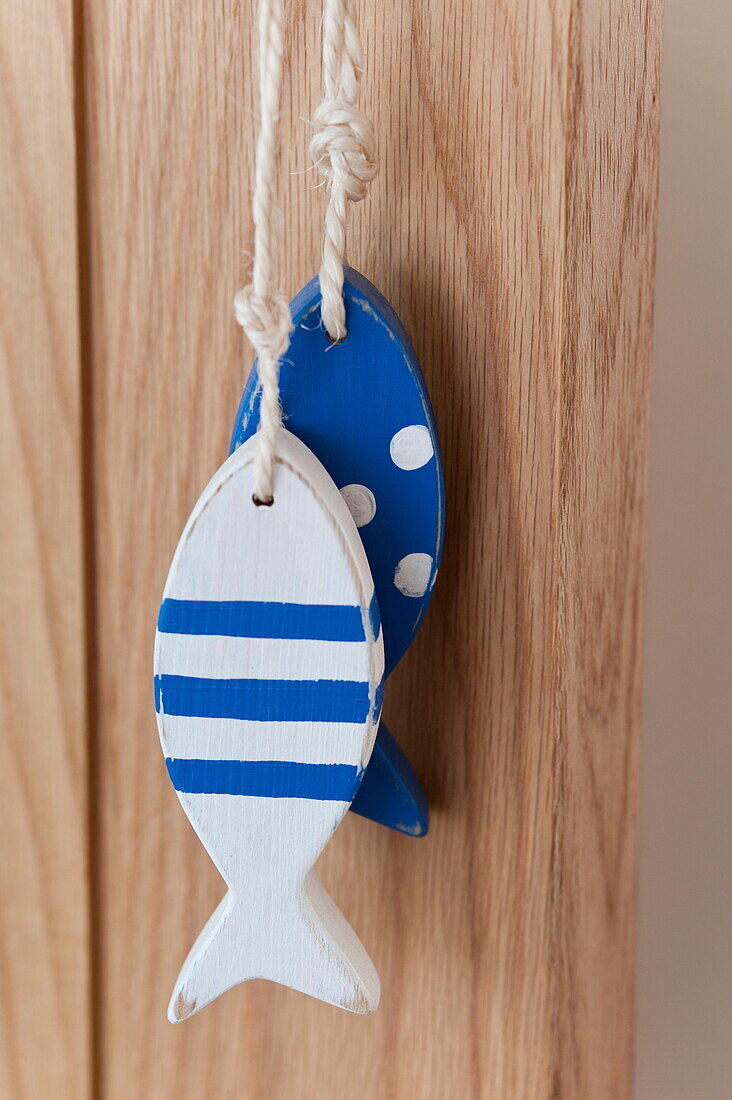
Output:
[
  {"xmin": 234, "ymin": 0, "xmax": 292, "ymax": 504},
  {"xmin": 309, "ymin": 0, "xmax": 377, "ymax": 341}
]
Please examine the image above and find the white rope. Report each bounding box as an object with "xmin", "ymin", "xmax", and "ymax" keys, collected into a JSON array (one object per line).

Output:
[
  {"xmin": 234, "ymin": 0, "xmax": 292, "ymax": 505},
  {"xmin": 310, "ymin": 0, "xmax": 377, "ymax": 341}
]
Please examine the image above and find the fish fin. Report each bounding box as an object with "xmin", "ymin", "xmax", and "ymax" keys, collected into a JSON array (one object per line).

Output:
[
  {"xmin": 168, "ymin": 871, "xmax": 379, "ymax": 1021},
  {"xmin": 350, "ymin": 722, "xmax": 429, "ymax": 836}
]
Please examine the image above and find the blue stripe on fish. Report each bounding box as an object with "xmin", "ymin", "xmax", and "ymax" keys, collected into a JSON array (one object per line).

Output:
[
  {"xmin": 155, "ymin": 674, "xmax": 371, "ymax": 723},
  {"xmin": 367, "ymin": 591, "xmax": 380, "ymax": 642},
  {"xmin": 372, "ymin": 675, "xmax": 385, "ymax": 722},
  {"xmin": 165, "ymin": 758, "xmax": 360, "ymax": 799},
  {"xmin": 157, "ymin": 599, "xmax": 366, "ymax": 641}
]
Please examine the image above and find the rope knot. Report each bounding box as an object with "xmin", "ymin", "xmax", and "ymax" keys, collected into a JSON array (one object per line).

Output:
[
  {"xmin": 233, "ymin": 286, "xmax": 292, "ymax": 363},
  {"xmin": 309, "ymin": 98, "xmax": 377, "ymax": 203}
]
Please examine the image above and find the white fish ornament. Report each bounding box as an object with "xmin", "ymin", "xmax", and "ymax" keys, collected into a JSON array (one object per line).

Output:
[{"xmin": 154, "ymin": 429, "xmax": 384, "ymax": 1019}]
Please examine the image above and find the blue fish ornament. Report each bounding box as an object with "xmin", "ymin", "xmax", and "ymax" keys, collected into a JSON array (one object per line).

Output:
[
  {"xmin": 155, "ymin": 429, "xmax": 384, "ymax": 1018},
  {"xmin": 231, "ymin": 268, "xmax": 444, "ymax": 836}
]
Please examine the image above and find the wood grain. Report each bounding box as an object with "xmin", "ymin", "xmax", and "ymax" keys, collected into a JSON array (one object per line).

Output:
[
  {"xmin": 0, "ymin": 1, "xmax": 92, "ymax": 1096},
  {"xmin": 80, "ymin": 0, "xmax": 662, "ymax": 1096}
]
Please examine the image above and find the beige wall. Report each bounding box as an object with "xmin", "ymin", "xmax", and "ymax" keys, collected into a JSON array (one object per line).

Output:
[{"xmin": 636, "ymin": 1, "xmax": 732, "ymax": 1096}]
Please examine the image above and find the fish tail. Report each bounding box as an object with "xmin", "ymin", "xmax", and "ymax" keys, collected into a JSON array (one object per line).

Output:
[{"xmin": 168, "ymin": 872, "xmax": 379, "ymax": 1021}]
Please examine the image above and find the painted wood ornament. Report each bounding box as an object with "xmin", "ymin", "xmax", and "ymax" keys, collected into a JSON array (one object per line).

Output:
[
  {"xmin": 154, "ymin": 0, "xmax": 443, "ymax": 1016},
  {"xmin": 155, "ymin": 430, "xmax": 383, "ymax": 1018},
  {"xmin": 231, "ymin": 267, "xmax": 444, "ymax": 835}
]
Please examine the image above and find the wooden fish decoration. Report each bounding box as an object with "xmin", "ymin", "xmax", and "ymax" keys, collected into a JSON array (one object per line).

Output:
[
  {"xmin": 231, "ymin": 268, "xmax": 444, "ymax": 835},
  {"xmin": 155, "ymin": 429, "xmax": 383, "ymax": 1018}
]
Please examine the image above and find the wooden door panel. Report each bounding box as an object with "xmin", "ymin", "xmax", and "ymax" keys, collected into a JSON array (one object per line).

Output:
[
  {"xmin": 0, "ymin": 0, "xmax": 661, "ymax": 1095},
  {"xmin": 0, "ymin": 2, "xmax": 92, "ymax": 1096}
]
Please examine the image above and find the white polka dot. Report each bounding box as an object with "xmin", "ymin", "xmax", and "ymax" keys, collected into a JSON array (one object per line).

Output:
[
  {"xmin": 394, "ymin": 552, "xmax": 434, "ymax": 598},
  {"xmin": 340, "ymin": 484, "xmax": 376, "ymax": 527},
  {"xmin": 389, "ymin": 425, "xmax": 434, "ymax": 471}
]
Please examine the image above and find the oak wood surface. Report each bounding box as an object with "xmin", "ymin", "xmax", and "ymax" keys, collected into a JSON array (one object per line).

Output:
[
  {"xmin": 81, "ymin": 0, "xmax": 661, "ymax": 1096},
  {"xmin": 0, "ymin": 1, "xmax": 92, "ymax": 1096}
]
